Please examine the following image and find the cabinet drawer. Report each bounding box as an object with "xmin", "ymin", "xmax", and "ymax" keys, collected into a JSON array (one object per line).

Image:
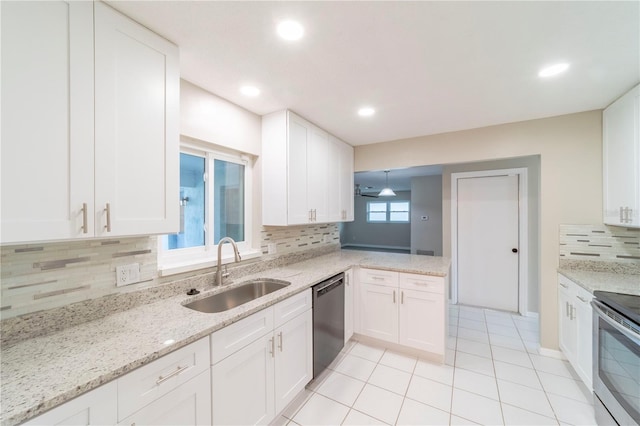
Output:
[
  {"xmin": 360, "ymin": 268, "xmax": 398, "ymax": 286},
  {"xmin": 399, "ymin": 273, "xmax": 444, "ymax": 294},
  {"xmin": 574, "ymin": 284, "xmax": 593, "ymax": 306},
  {"xmin": 117, "ymin": 337, "xmax": 209, "ymax": 421},
  {"xmin": 274, "ymin": 289, "xmax": 311, "ymax": 328},
  {"xmin": 211, "ymin": 306, "xmax": 274, "ymax": 365}
]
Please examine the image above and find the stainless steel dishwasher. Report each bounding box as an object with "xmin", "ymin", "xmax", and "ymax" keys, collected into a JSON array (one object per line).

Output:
[{"xmin": 312, "ymin": 272, "xmax": 345, "ymax": 378}]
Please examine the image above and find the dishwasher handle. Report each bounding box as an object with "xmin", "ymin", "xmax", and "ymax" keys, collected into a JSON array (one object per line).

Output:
[{"xmin": 314, "ymin": 274, "xmax": 344, "ymax": 297}]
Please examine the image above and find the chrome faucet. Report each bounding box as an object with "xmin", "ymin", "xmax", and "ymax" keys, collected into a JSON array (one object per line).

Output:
[{"xmin": 216, "ymin": 237, "xmax": 241, "ymax": 286}]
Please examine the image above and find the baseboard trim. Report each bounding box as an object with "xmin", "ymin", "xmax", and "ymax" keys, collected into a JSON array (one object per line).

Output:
[
  {"xmin": 341, "ymin": 244, "xmax": 410, "ymax": 251},
  {"xmin": 538, "ymin": 347, "xmax": 566, "ymax": 360},
  {"xmin": 525, "ymin": 311, "xmax": 539, "ymax": 318}
]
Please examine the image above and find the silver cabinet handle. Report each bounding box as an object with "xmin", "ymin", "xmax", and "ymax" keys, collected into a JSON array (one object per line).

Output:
[
  {"xmin": 570, "ymin": 305, "xmax": 575, "ymax": 320},
  {"xmin": 559, "ymin": 283, "xmax": 568, "ymax": 289},
  {"xmin": 156, "ymin": 365, "xmax": 189, "ymax": 385},
  {"xmin": 313, "ymin": 209, "xmax": 317, "ymax": 221},
  {"xmin": 81, "ymin": 203, "xmax": 88, "ymax": 234},
  {"xmin": 278, "ymin": 332, "xmax": 283, "ymax": 352},
  {"xmin": 620, "ymin": 206, "xmax": 625, "ymax": 223},
  {"xmin": 401, "ymin": 291, "xmax": 404, "ymax": 304},
  {"xmin": 566, "ymin": 301, "xmax": 570, "ymax": 317},
  {"xmin": 576, "ymin": 295, "xmax": 588, "ymax": 303},
  {"xmin": 269, "ymin": 337, "xmax": 274, "ymax": 357},
  {"xmin": 372, "ymin": 276, "xmax": 384, "ymax": 281},
  {"xmin": 393, "ymin": 290, "xmax": 396, "ymax": 303},
  {"xmin": 628, "ymin": 208, "xmax": 633, "ymax": 223},
  {"xmin": 104, "ymin": 203, "xmax": 112, "ymax": 232}
]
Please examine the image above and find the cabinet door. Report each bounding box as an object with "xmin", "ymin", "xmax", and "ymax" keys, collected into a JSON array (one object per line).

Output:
[
  {"xmin": 119, "ymin": 371, "xmax": 211, "ymax": 426},
  {"xmin": 603, "ymin": 85, "xmax": 640, "ymax": 227},
  {"xmin": 308, "ymin": 127, "xmax": 329, "ymax": 222},
  {"xmin": 557, "ymin": 280, "xmax": 576, "ymax": 363},
  {"xmin": 574, "ymin": 290, "xmax": 593, "ymax": 390},
  {"xmin": 274, "ymin": 309, "xmax": 313, "ymax": 414},
  {"xmin": 287, "ymin": 113, "xmax": 311, "ymax": 224},
  {"xmin": 326, "ymin": 136, "xmax": 343, "ymax": 222},
  {"xmin": 345, "ymin": 269, "xmax": 355, "ymax": 343},
  {"xmin": 24, "ymin": 381, "xmax": 116, "ymax": 426},
  {"xmin": 212, "ymin": 334, "xmax": 275, "ymax": 425},
  {"xmin": 94, "ymin": 2, "xmax": 179, "ymax": 237},
  {"xmin": 360, "ymin": 283, "xmax": 398, "ymax": 343},
  {"xmin": 399, "ymin": 289, "xmax": 445, "ymax": 354},
  {"xmin": 1, "ymin": 1, "xmax": 94, "ymax": 243},
  {"xmin": 339, "ymin": 141, "xmax": 355, "ymax": 222}
]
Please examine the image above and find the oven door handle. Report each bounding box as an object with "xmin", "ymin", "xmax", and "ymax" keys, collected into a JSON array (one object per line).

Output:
[{"xmin": 592, "ymin": 300, "xmax": 640, "ymax": 345}]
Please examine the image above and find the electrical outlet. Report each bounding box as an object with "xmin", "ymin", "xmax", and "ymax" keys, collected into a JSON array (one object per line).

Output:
[
  {"xmin": 323, "ymin": 235, "xmax": 331, "ymax": 243},
  {"xmin": 116, "ymin": 263, "xmax": 140, "ymax": 287},
  {"xmin": 268, "ymin": 243, "xmax": 277, "ymax": 254}
]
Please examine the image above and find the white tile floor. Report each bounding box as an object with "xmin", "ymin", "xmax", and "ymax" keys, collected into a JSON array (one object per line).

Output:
[{"xmin": 271, "ymin": 305, "xmax": 597, "ymax": 426}]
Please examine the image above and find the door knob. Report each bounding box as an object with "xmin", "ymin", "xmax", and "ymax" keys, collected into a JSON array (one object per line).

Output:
[{"xmin": 512, "ymin": 248, "xmax": 518, "ymax": 253}]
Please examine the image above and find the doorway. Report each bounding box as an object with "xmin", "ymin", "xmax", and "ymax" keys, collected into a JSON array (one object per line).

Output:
[{"xmin": 451, "ymin": 168, "xmax": 528, "ymax": 314}]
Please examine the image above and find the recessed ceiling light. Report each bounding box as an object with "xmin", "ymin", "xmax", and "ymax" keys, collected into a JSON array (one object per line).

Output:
[
  {"xmin": 240, "ymin": 85, "xmax": 260, "ymax": 97},
  {"xmin": 277, "ymin": 20, "xmax": 304, "ymax": 41},
  {"xmin": 538, "ymin": 63, "xmax": 570, "ymax": 78},
  {"xmin": 358, "ymin": 107, "xmax": 375, "ymax": 117}
]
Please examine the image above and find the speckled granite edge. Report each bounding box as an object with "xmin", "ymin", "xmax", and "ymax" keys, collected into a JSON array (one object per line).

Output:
[
  {"xmin": 0, "ymin": 243, "xmax": 340, "ymax": 348},
  {"xmin": 559, "ymin": 258, "xmax": 640, "ymax": 274}
]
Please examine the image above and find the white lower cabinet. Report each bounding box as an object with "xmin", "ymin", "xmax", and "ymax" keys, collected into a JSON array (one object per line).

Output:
[
  {"xmin": 212, "ymin": 333, "xmax": 275, "ymax": 425},
  {"xmin": 119, "ymin": 370, "xmax": 211, "ymax": 426},
  {"xmin": 558, "ymin": 273, "xmax": 594, "ymax": 390},
  {"xmin": 360, "ymin": 283, "xmax": 399, "ymax": 342},
  {"xmin": 23, "ymin": 381, "xmax": 117, "ymax": 426},
  {"xmin": 344, "ymin": 268, "xmax": 355, "ymax": 344},
  {"xmin": 210, "ymin": 290, "xmax": 313, "ymax": 425},
  {"xmin": 358, "ymin": 269, "xmax": 447, "ymax": 357}
]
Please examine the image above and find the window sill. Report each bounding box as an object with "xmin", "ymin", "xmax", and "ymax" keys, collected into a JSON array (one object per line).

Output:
[{"xmin": 158, "ymin": 249, "xmax": 262, "ymax": 277}]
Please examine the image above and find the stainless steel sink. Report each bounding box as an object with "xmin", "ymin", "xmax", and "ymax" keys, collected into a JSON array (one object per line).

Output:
[{"xmin": 184, "ymin": 279, "xmax": 291, "ymax": 313}]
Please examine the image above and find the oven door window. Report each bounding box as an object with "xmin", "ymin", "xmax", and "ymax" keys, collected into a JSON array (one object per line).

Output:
[{"xmin": 598, "ymin": 317, "xmax": 640, "ymax": 423}]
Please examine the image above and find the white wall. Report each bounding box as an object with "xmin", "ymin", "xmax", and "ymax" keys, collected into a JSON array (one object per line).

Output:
[
  {"xmin": 180, "ymin": 79, "xmax": 261, "ymax": 156},
  {"xmin": 341, "ymin": 191, "xmax": 412, "ymax": 249},
  {"xmin": 355, "ymin": 111, "xmax": 602, "ymax": 350},
  {"xmin": 410, "ymin": 175, "xmax": 443, "ymax": 256}
]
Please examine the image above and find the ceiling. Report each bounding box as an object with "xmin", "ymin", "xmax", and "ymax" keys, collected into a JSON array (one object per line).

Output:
[
  {"xmin": 108, "ymin": 1, "xmax": 639, "ymax": 146},
  {"xmin": 355, "ymin": 165, "xmax": 443, "ymax": 193}
]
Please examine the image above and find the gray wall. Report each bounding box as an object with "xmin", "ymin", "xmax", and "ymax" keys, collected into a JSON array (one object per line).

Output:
[
  {"xmin": 341, "ymin": 191, "xmax": 411, "ymax": 249},
  {"xmin": 442, "ymin": 155, "xmax": 541, "ymax": 314},
  {"xmin": 410, "ymin": 175, "xmax": 443, "ymax": 256}
]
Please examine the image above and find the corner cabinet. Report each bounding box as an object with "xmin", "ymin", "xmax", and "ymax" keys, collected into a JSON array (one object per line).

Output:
[
  {"xmin": 262, "ymin": 110, "xmax": 354, "ymax": 226},
  {"xmin": 603, "ymin": 84, "xmax": 640, "ymax": 227},
  {"xmin": 557, "ymin": 274, "xmax": 593, "ymax": 390},
  {"xmin": 0, "ymin": 1, "xmax": 179, "ymax": 244}
]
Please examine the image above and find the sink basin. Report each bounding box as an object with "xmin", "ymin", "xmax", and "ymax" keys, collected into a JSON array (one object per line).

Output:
[{"xmin": 184, "ymin": 279, "xmax": 291, "ymax": 313}]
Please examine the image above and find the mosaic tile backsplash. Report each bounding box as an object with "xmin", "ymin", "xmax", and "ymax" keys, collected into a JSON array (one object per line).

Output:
[
  {"xmin": 1, "ymin": 223, "xmax": 339, "ymax": 319},
  {"xmin": 559, "ymin": 224, "xmax": 640, "ymax": 262}
]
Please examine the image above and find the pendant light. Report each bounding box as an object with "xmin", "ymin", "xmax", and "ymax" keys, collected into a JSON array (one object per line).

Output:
[{"xmin": 378, "ymin": 170, "xmax": 396, "ymax": 197}]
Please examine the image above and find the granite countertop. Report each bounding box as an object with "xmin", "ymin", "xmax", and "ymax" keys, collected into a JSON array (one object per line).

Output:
[
  {"xmin": 0, "ymin": 250, "xmax": 450, "ymax": 426},
  {"xmin": 557, "ymin": 268, "xmax": 639, "ymax": 296}
]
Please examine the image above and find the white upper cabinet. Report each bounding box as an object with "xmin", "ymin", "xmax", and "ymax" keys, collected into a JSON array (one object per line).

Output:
[
  {"xmin": 0, "ymin": 1, "xmax": 179, "ymax": 244},
  {"xmin": 94, "ymin": 2, "xmax": 179, "ymax": 237},
  {"xmin": 1, "ymin": 1, "xmax": 94, "ymax": 243},
  {"xmin": 603, "ymin": 84, "xmax": 640, "ymax": 227},
  {"xmin": 262, "ymin": 110, "xmax": 354, "ymax": 226}
]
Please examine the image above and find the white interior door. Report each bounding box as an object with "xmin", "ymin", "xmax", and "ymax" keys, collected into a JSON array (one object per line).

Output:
[{"xmin": 457, "ymin": 175, "xmax": 519, "ymax": 312}]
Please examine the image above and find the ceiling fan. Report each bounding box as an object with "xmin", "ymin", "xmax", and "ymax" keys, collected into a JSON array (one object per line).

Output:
[{"xmin": 355, "ymin": 184, "xmax": 379, "ymax": 198}]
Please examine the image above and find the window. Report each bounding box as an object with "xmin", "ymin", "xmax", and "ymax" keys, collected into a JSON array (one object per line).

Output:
[
  {"xmin": 367, "ymin": 201, "xmax": 410, "ymax": 223},
  {"xmin": 159, "ymin": 143, "xmax": 257, "ymax": 274}
]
